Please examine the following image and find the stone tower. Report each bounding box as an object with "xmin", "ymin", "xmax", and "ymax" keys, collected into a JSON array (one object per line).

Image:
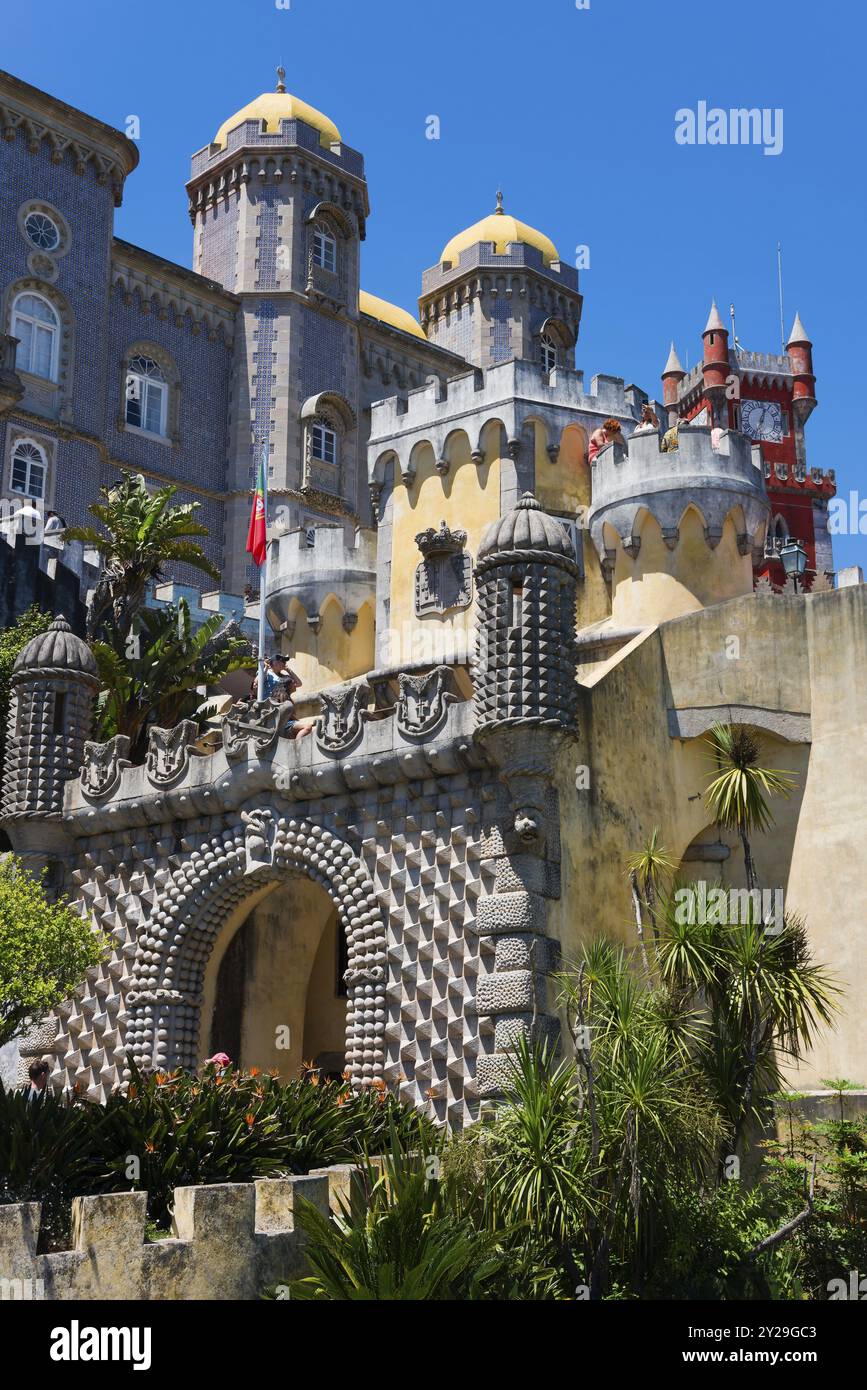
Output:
[
  {"xmin": 1, "ymin": 615, "xmax": 99, "ymax": 865},
  {"xmin": 186, "ymin": 69, "xmax": 371, "ymax": 591},
  {"xmin": 420, "ymin": 194, "xmax": 583, "ymax": 371},
  {"xmin": 471, "ymin": 493, "xmax": 579, "ymax": 1096}
]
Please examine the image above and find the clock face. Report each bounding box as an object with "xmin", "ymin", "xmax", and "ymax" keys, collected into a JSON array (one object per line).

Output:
[{"xmin": 741, "ymin": 399, "xmax": 783, "ymax": 442}]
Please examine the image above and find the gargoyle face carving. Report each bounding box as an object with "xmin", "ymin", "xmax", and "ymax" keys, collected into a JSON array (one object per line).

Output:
[{"xmin": 514, "ymin": 807, "xmax": 544, "ymax": 845}]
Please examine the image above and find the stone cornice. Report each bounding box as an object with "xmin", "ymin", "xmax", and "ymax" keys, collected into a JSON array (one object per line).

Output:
[
  {"xmin": 111, "ymin": 241, "xmax": 237, "ymax": 346},
  {"xmin": 0, "ymin": 69, "xmax": 138, "ymax": 206},
  {"xmin": 186, "ymin": 144, "xmax": 369, "ymax": 232}
]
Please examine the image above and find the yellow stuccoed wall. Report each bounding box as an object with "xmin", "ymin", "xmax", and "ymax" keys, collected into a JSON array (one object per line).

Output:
[
  {"xmin": 611, "ymin": 508, "xmax": 755, "ymax": 627},
  {"xmin": 550, "ymin": 585, "xmax": 867, "ymax": 1090},
  {"xmin": 282, "ymin": 597, "xmax": 375, "ymax": 697},
  {"xmin": 387, "ymin": 419, "xmax": 616, "ymax": 658},
  {"xmin": 389, "ymin": 432, "xmax": 502, "ymax": 658}
]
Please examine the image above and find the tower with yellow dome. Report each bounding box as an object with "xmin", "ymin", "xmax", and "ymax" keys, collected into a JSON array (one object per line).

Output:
[
  {"xmin": 420, "ymin": 191, "xmax": 583, "ymax": 371},
  {"xmin": 187, "ymin": 68, "xmax": 461, "ymax": 608}
]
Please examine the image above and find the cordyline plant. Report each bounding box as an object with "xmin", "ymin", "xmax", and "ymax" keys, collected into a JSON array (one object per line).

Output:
[{"xmin": 703, "ymin": 722, "xmax": 796, "ymax": 892}]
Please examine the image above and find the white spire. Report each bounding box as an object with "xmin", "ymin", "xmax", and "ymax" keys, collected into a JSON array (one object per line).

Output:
[
  {"xmin": 662, "ymin": 341, "xmax": 684, "ymax": 375},
  {"xmin": 787, "ymin": 310, "xmax": 810, "ymax": 346},
  {"xmin": 703, "ymin": 299, "xmax": 726, "ymax": 334}
]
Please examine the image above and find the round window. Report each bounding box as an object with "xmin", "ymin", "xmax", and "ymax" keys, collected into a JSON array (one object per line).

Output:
[{"xmin": 24, "ymin": 211, "xmax": 60, "ymax": 252}]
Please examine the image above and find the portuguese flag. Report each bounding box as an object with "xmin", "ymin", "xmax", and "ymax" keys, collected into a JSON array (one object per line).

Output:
[{"xmin": 246, "ymin": 456, "xmax": 267, "ymax": 567}]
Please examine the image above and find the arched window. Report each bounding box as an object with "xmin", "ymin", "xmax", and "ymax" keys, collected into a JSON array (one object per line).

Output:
[
  {"xmin": 313, "ymin": 227, "xmax": 337, "ymax": 273},
  {"xmin": 125, "ymin": 355, "xmax": 168, "ymax": 436},
  {"xmin": 300, "ymin": 391, "xmax": 355, "ymax": 496},
  {"xmin": 540, "ymin": 332, "xmax": 558, "ymax": 373},
  {"xmin": 10, "ymin": 438, "xmax": 47, "ymax": 500},
  {"xmin": 11, "ymin": 292, "xmax": 59, "ymax": 381}
]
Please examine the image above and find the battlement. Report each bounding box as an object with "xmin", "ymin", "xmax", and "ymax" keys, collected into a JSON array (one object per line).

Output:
[
  {"xmin": 369, "ymin": 358, "xmax": 639, "ymax": 444},
  {"xmin": 189, "ymin": 116, "xmax": 365, "ymax": 182},
  {"xmin": 0, "ymin": 1165, "xmax": 362, "ymax": 1301},
  {"xmin": 149, "ymin": 581, "xmax": 259, "ymax": 642},
  {"xmin": 587, "ymin": 425, "xmax": 770, "ymax": 558},
  {"xmin": 265, "ymin": 524, "xmax": 377, "ymax": 629},
  {"xmin": 421, "ymin": 240, "xmax": 580, "ymax": 296}
]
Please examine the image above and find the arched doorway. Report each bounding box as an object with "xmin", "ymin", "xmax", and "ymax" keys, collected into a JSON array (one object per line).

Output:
[
  {"xmin": 203, "ymin": 875, "xmax": 348, "ymax": 1078},
  {"xmin": 120, "ymin": 810, "xmax": 387, "ymax": 1086}
]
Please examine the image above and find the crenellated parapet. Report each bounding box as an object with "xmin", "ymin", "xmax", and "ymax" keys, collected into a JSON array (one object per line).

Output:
[
  {"xmin": 265, "ymin": 524, "xmax": 377, "ymax": 642},
  {"xmin": 368, "ymin": 358, "xmax": 650, "ymax": 494},
  {"xmin": 587, "ymin": 424, "xmax": 770, "ymax": 564},
  {"xmin": 0, "ymin": 1166, "xmax": 360, "ymax": 1301}
]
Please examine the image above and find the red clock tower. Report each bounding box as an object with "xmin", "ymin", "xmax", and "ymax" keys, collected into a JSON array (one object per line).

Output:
[{"xmin": 661, "ymin": 304, "xmax": 835, "ymax": 587}]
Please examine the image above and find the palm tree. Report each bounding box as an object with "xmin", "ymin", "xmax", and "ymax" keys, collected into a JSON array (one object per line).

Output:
[
  {"xmin": 703, "ymin": 723, "xmax": 795, "ymax": 892},
  {"xmin": 64, "ymin": 472, "xmax": 220, "ymax": 643}
]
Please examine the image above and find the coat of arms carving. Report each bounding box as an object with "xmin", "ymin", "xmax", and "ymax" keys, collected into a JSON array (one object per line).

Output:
[
  {"xmin": 146, "ymin": 720, "xmax": 198, "ymax": 785},
  {"xmin": 315, "ymin": 682, "xmax": 369, "ymax": 753},
  {"xmin": 221, "ymin": 698, "xmax": 295, "ymax": 759},
  {"xmin": 396, "ymin": 665, "xmax": 458, "ymax": 736},
  {"xmin": 80, "ymin": 735, "xmax": 132, "ymax": 799},
  {"xmin": 414, "ymin": 521, "xmax": 472, "ymax": 616}
]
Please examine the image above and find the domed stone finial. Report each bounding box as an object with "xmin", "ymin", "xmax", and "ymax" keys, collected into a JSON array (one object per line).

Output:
[
  {"xmin": 276, "ymin": 64, "xmax": 286, "ymax": 94},
  {"xmin": 13, "ymin": 613, "xmax": 99, "ymax": 681},
  {"xmin": 495, "ymin": 189, "xmax": 504, "ymax": 215}
]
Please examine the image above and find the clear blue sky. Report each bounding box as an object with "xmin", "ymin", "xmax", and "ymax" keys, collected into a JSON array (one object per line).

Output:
[{"xmin": 5, "ymin": 0, "xmax": 866, "ymax": 568}]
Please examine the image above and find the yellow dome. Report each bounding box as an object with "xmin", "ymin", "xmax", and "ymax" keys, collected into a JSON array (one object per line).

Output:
[
  {"xmin": 214, "ymin": 76, "xmax": 341, "ymax": 152},
  {"xmin": 359, "ymin": 290, "xmax": 426, "ymax": 341},
  {"xmin": 440, "ymin": 196, "xmax": 560, "ymax": 268}
]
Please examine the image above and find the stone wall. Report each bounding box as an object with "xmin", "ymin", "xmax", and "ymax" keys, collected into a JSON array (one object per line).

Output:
[{"xmin": 0, "ymin": 1163, "xmax": 360, "ymax": 1301}]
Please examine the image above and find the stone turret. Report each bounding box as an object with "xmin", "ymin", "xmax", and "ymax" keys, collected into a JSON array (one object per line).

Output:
[
  {"xmin": 2, "ymin": 616, "xmax": 99, "ymax": 834},
  {"xmin": 474, "ymin": 492, "xmax": 579, "ymax": 741},
  {"xmin": 587, "ymin": 426, "xmax": 770, "ymax": 626},
  {"xmin": 471, "ymin": 493, "xmax": 579, "ymax": 1100}
]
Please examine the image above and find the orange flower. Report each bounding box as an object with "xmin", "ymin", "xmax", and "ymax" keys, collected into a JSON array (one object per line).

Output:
[
  {"xmin": 309, "ymin": 1074, "xmax": 320, "ymax": 1087},
  {"xmin": 371, "ymin": 1078, "xmax": 386, "ymax": 1092},
  {"xmin": 145, "ymin": 1141, "xmax": 155, "ymax": 1153},
  {"xmin": 249, "ymin": 1066, "xmax": 260, "ymax": 1077},
  {"xmin": 245, "ymin": 1113, "xmax": 255, "ymax": 1127},
  {"xmin": 336, "ymin": 1094, "xmax": 347, "ymax": 1107},
  {"xmin": 155, "ymin": 1073, "xmax": 168, "ymax": 1086},
  {"xmin": 128, "ymin": 1084, "xmax": 137, "ymax": 1100},
  {"xmin": 342, "ymin": 1069, "xmax": 352, "ymax": 1081}
]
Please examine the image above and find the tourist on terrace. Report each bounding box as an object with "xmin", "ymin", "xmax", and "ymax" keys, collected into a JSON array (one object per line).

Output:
[{"xmin": 588, "ymin": 417, "xmax": 625, "ymax": 463}]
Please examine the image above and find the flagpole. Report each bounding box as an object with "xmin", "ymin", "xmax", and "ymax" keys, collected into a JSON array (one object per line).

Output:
[{"xmin": 257, "ymin": 443, "xmax": 269, "ymax": 702}]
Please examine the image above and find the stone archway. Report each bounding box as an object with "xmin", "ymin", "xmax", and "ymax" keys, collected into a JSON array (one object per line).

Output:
[
  {"xmin": 123, "ymin": 809, "xmax": 386, "ymax": 1084},
  {"xmin": 204, "ymin": 875, "xmax": 347, "ymax": 1076}
]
